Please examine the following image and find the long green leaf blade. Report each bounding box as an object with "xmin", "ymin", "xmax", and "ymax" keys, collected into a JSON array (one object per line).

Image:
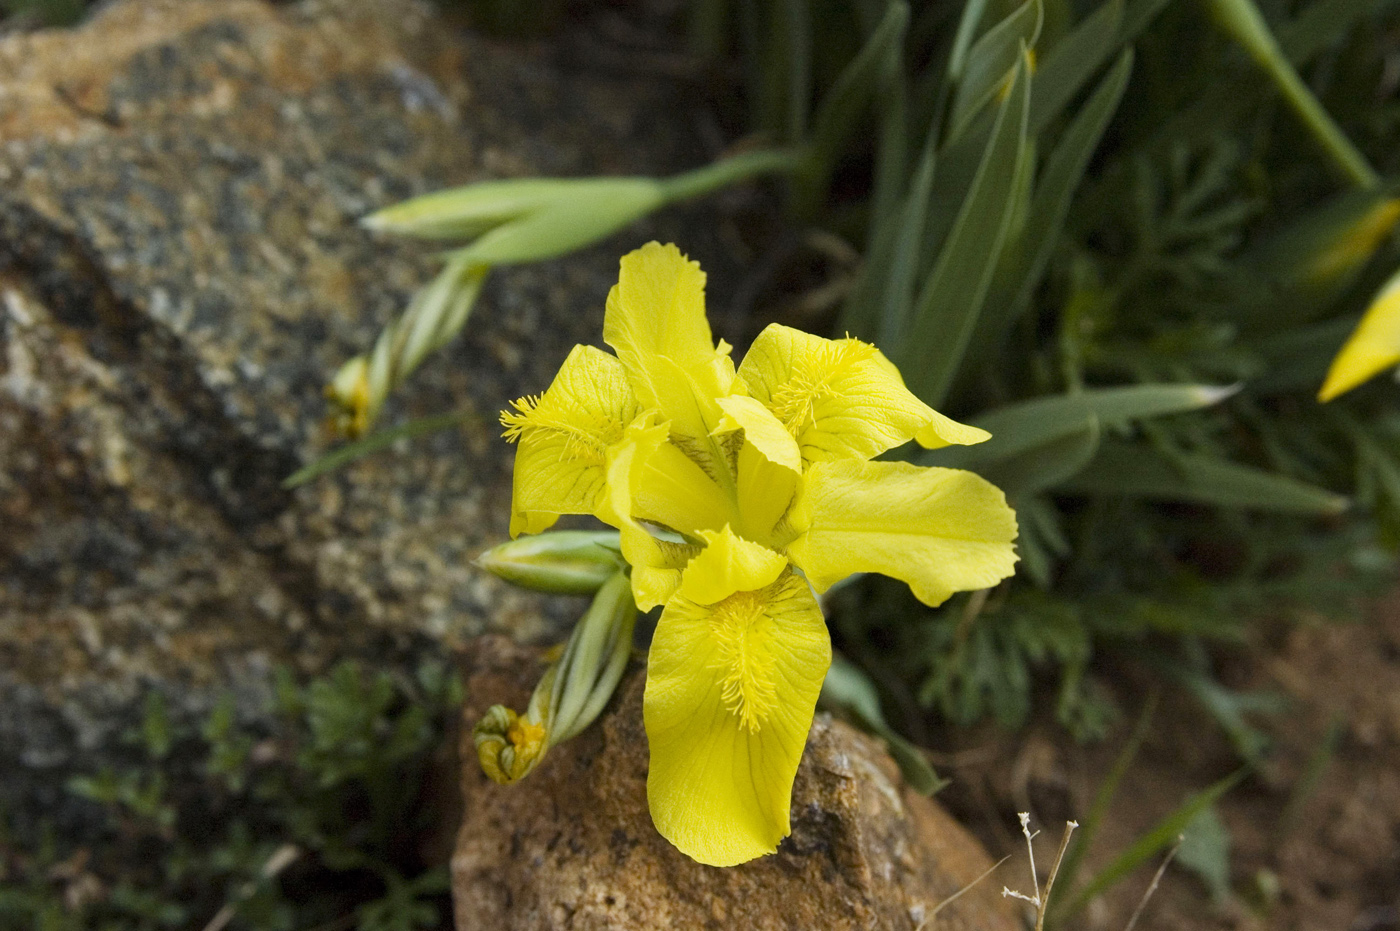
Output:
[
  {"xmin": 796, "ymin": 2, "xmax": 909, "ymax": 213},
  {"xmin": 904, "ymin": 53, "xmax": 1032, "ymax": 406},
  {"xmin": 978, "ymin": 50, "xmax": 1134, "ymax": 349},
  {"xmin": 1028, "ymin": 0, "xmax": 1123, "ymax": 135},
  {"xmin": 949, "ymin": 0, "xmax": 1043, "ymax": 135},
  {"xmin": 981, "ymin": 416, "xmax": 1102, "ymax": 498},
  {"xmin": 923, "ymin": 383, "xmax": 1236, "ymax": 471},
  {"xmin": 1058, "ymin": 441, "xmax": 1351, "ymax": 514}
]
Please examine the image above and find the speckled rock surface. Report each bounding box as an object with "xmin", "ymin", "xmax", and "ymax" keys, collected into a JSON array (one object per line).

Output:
[
  {"xmin": 0, "ymin": 0, "xmax": 742, "ymax": 836},
  {"xmin": 453, "ymin": 639, "xmax": 1023, "ymax": 931}
]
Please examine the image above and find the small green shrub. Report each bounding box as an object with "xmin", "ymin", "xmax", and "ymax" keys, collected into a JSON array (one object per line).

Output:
[{"xmin": 0, "ymin": 660, "xmax": 462, "ymax": 931}]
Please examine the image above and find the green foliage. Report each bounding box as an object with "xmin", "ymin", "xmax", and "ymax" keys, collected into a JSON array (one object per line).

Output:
[
  {"xmin": 0, "ymin": 0, "xmax": 85, "ymax": 27},
  {"xmin": 735, "ymin": 0, "xmax": 1400, "ymax": 738},
  {"xmin": 0, "ymin": 661, "xmax": 462, "ymax": 931}
]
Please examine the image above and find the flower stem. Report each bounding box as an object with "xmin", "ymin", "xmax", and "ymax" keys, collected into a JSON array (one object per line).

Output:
[{"xmin": 659, "ymin": 149, "xmax": 800, "ymax": 203}]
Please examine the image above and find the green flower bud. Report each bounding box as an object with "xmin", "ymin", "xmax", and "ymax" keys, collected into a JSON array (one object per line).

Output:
[
  {"xmin": 471, "ymin": 571, "xmax": 637, "ymax": 787},
  {"xmin": 363, "ymin": 177, "xmax": 667, "ymax": 264},
  {"xmin": 476, "ymin": 530, "xmax": 623, "ymax": 594}
]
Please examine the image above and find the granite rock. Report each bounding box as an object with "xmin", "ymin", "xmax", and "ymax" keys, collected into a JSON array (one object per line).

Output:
[
  {"xmin": 0, "ymin": 0, "xmax": 737, "ymax": 837},
  {"xmin": 453, "ymin": 638, "xmax": 1023, "ymax": 931}
]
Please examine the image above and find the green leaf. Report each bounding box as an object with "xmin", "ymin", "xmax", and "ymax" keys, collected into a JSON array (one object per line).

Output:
[
  {"xmin": 1058, "ymin": 440, "xmax": 1351, "ymax": 514},
  {"xmin": 978, "ymin": 50, "xmax": 1134, "ymax": 347},
  {"xmin": 821, "ymin": 654, "xmax": 949, "ymax": 795},
  {"xmin": 1056, "ymin": 766, "xmax": 1249, "ymax": 919},
  {"xmin": 948, "ymin": 0, "xmax": 1043, "ymax": 136},
  {"xmin": 876, "ymin": 123, "xmax": 940, "ymax": 347},
  {"xmin": 923, "ymin": 383, "xmax": 1236, "ymax": 472},
  {"xmin": 903, "ymin": 52, "xmax": 1032, "ymax": 406},
  {"xmin": 1277, "ymin": 0, "xmax": 1398, "ymax": 65},
  {"xmin": 947, "ymin": 0, "xmax": 993, "ymax": 82},
  {"xmin": 1176, "ymin": 806, "xmax": 1233, "ymax": 903},
  {"xmin": 1120, "ymin": 0, "xmax": 1178, "ymax": 47},
  {"xmin": 981, "ymin": 415, "xmax": 1102, "ymax": 498},
  {"xmin": 1028, "ymin": 0, "xmax": 1123, "ymax": 135},
  {"xmin": 283, "ymin": 411, "xmax": 478, "ymax": 488},
  {"xmin": 796, "ymin": 2, "xmax": 909, "ymax": 213}
]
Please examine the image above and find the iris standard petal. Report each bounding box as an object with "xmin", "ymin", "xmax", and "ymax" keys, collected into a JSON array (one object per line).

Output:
[
  {"xmin": 603, "ymin": 242, "xmax": 736, "ymax": 436},
  {"xmin": 737, "ymin": 323, "xmax": 988, "ymax": 464},
  {"xmin": 644, "ymin": 566, "xmax": 830, "ymax": 867},
  {"xmin": 501, "ymin": 344, "xmax": 641, "ymax": 536},
  {"xmin": 785, "ymin": 459, "xmax": 1018, "ymax": 606}
]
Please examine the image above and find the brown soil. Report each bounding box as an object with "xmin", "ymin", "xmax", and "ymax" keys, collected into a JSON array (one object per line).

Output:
[{"xmin": 936, "ymin": 590, "xmax": 1400, "ymax": 930}]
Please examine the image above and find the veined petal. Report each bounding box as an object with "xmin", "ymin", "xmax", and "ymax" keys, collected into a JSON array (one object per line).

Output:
[
  {"xmin": 677, "ymin": 525, "xmax": 787, "ymax": 606},
  {"xmin": 785, "ymin": 460, "xmax": 1018, "ymax": 606},
  {"xmin": 501, "ymin": 344, "xmax": 640, "ymax": 537},
  {"xmin": 597, "ymin": 415, "xmax": 701, "ymax": 610},
  {"xmin": 1319, "ymin": 266, "xmax": 1400, "ymax": 401},
  {"xmin": 737, "ymin": 324, "xmax": 989, "ymax": 464},
  {"xmin": 716, "ymin": 396, "xmax": 802, "ymax": 542},
  {"xmin": 733, "ymin": 439, "xmax": 800, "ymax": 547},
  {"xmin": 631, "ymin": 440, "xmax": 736, "ymax": 538},
  {"xmin": 715, "ymin": 396, "xmax": 801, "ymax": 472},
  {"xmin": 603, "ymin": 242, "xmax": 736, "ymax": 439},
  {"xmin": 645, "ymin": 568, "xmax": 830, "ymax": 866}
]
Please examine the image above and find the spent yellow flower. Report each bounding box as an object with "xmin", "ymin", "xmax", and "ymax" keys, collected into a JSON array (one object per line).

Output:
[{"xmin": 500, "ymin": 241, "xmax": 1019, "ymax": 865}]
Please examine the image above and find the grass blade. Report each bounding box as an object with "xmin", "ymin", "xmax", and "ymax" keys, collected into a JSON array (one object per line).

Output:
[{"xmin": 1056, "ymin": 766, "xmax": 1250, "ymax": 919}]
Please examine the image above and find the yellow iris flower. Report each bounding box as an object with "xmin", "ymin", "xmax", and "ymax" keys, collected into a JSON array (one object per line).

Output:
[{"xmin": 501, "ymin": 242, "xmax": 1019, "ymax": 866}]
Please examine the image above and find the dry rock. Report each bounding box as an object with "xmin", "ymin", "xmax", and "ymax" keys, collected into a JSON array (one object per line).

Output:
[
  {"xmin": 0, "ymin": 0, "xmax": 740, "ymax": 839},
  {"xmin": 453, "ymin": 638, "xmax": 1023, "ymax": 931}
]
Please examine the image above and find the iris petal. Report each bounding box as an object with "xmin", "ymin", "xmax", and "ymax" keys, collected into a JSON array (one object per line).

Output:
[
  {"xmin": 737, "ymin": 323, "xmax": 988, "ymax": 464},
  {"xmin": 786, "ymin": 459, "xmax": 1019, "ymax": 606},
  {"xmin": 501, "ymin": 344, "xmax": 640, "ymax": 536},
  {"xmin": 645, "ymin": 566, "xmax": 830, "ymax": 866},
  {"xmin": 1319, "ymin": 265, "xmax": 1400, "ymax": 401}
]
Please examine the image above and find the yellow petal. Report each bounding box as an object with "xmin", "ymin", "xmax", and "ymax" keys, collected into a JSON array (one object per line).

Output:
[
  {"xmin": 715, "ymin": 396, "xmax": 802, "ymax": 542},
  {"xmin": 737, "ymin": 324, "xmax": 988, "ymax": 464},
  {"xmin": 501, "ymin": 344, "xmax": 640, "ymax": 536},
  {"xmin": 715, "ymin": 395, "xmax": 801, "ymax": 472},
  {"xmin": 1319, "ymin": 266, "xmax": 1400, "ymax": 401},
  {"xmin": 645, "ymin": 569, "xmax": 830, "ymax": 866},
  {"xmin": 597, "ymin": 415, "xmax": 702, "ymax": 610},
  {"xmin": 785, "ymin": 460, "xmax": 1018, "ymax": 606},
  {"xmin": 677, "ymin": 525, "xmax": 787, "ymax": 606},
  {"xmin": 630, "ymin": 440, "xmax": 736, "ymax": 538},
  {"xmin": 732, "ymin": 438, "xmax": 800, "ymax": 547},
  {"xmin": 603, "ymin": 242, "xmax": 736, "ymax": 439}
]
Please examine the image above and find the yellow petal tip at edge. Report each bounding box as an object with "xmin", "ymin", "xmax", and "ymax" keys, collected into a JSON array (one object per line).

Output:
[{"xmin": 1319, "ymin": 266, "xmax": 1400, "ymax": 402}]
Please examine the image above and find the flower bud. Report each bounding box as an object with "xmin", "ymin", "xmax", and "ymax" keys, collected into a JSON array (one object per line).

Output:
[
  {"xmin": 476, "ymin": 531, "xmax": 623, "ymax": 595},
  {"xmin": 363, "ymin": 177, "xmax": 667, "ymax": 265},
  {"xmin": 473, "ymin": 704, "xmax": 549, "ymax": 785}
]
